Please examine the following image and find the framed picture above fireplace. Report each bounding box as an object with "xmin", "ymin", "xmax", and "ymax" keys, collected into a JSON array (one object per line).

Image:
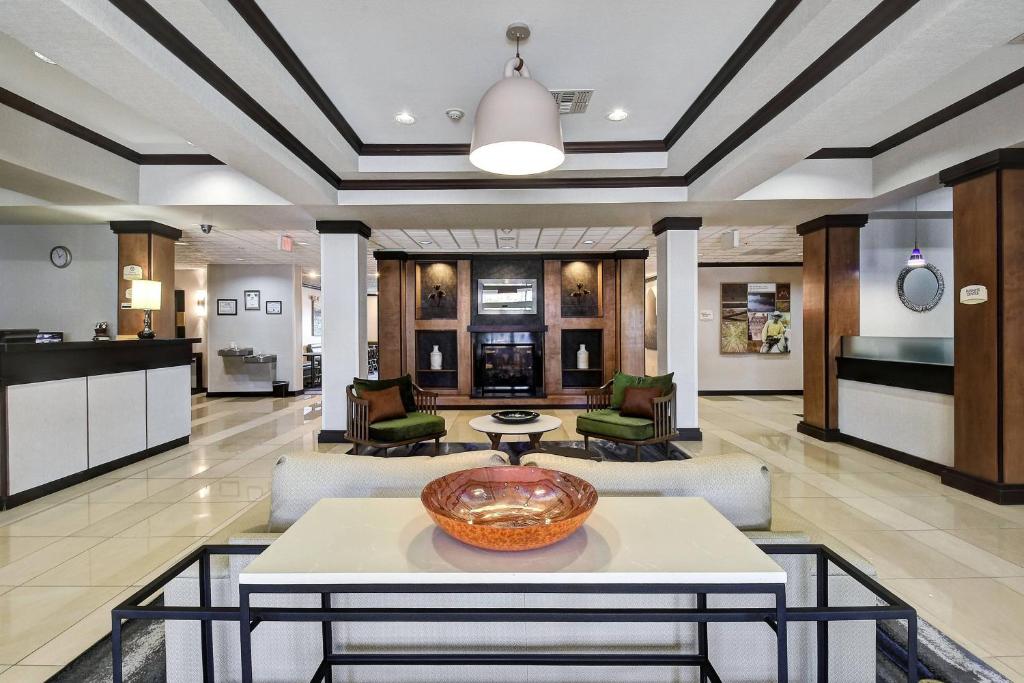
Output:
[{"xmin": 477, "ymin": 278, "xmax": 537, "ymax": 315}]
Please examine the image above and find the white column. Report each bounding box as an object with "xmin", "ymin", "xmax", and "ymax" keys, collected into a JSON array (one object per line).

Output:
[
  {"xmin": 318, "ymin": 222, "xmax": 368, "ymax": 436},
  {"xmin": 655, "ymin": 219, "xmax": 701, "ymax": 437}
]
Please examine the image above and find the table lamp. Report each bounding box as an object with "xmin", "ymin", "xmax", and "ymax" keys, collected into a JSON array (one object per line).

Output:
[{"xmin": 130, "ymin": 279, "xmax": 161, "ymax": 339}]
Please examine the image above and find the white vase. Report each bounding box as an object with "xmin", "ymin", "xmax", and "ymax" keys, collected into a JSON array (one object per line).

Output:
[
  {"xmin": 430, "ymin": 345, "xmax": 443, "ymax": 370},
  {"xmin": 577, "ymin": 344, "xmax": 589, "ymax": 369}
]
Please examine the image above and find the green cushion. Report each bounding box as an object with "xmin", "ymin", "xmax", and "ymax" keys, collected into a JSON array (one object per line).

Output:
[
  {"xmin": 609, "ymin": 371, "xmax": 674, "ymax": 409},
  {"xmin": 354, "ymin": 375, "xmax": 416, "ymax": 413},
  {"xmin": 369, "ymin": 412, "xmax": 445, "ymax": 443},
  {"xmin": 577, "ymin": 409, "xmax": 654, "ymax": 441}
]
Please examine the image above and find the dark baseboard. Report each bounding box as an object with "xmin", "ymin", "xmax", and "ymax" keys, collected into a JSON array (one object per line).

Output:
[
  {"xmin": 191, "ymin": 387, "xmax": 207, "ymax": 395},
  {"xmin": 699, "ymin": 389, "xmax": 803, "ymax": 396},
  {"xmin": 940, "ymin": 469, "xmax": 1024, "ymax": 505},
  {"xmin": 205, "ymin": 390, "xmax": 304, "ymax": 398},
  {"xmin": 676, "ymin": 427, "xmax": 703, "ymax": 441},
  {"xmin": 1, "ymin": 435, "xmax": 190, "ymax": 509},
  {"xmin": 796, "ymin": 421, "xmax": 840, "ymax": 441},
  {"xmin": 835, "ymin": 432, "xmax": 947, "ymax": 476},
  {"xmin": 317, "ymin": 429, "xmax": 349, "ymax": 443}
]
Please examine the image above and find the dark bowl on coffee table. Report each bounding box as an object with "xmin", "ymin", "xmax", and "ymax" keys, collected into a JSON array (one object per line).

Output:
[{"xmin": 491, "ymin": 410, "xmax": 540, "ymax": 424}]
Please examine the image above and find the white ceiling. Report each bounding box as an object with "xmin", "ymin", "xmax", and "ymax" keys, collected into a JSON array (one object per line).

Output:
[
  {"xmin": 257, "ymin": 0, "xmax": 770, "ymax": 143},
  {"xmin": 0, "ymin": 0, "xmax": 1022, "ymax": 272}
]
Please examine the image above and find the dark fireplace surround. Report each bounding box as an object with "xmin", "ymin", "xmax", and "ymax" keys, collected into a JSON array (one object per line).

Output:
[
  {"xmin": 469, "ymin": 257, "xmax": 546, "ymax": 397},
  {"xmin": 471, "ymin": 330, "xmax": 545, "ymax": 397}
]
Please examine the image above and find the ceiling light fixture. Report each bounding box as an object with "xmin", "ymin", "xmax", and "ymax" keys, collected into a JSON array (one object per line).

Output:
[
  {"xmin": 907, "ymin": 196, "xmax": 926, "ymax": 268},
  {"xmin": 445, "ymin": 108, "xmax": 465, "ymax": 121},
  {"xmin": 606, "ymin": 109, "xmax": 628, "ymax": 122},
  {"xmin": 296, "ymin": 241, "xmax": 309, "ymax": 246},
  {"xmin": 235, "ymin": 258, "xmax": 245, "ymax": 261},
  {"xmin": 174, "ymin": 241, "xmax": 187, "ymax": 246},
  {"xmin": 417, "ymin": 239, "xmax": 433, "ymax": 245},
  {"xmin": 308, "ymin": 271, "xmax": 320, "ymax": 278},
  {"xmin": 33, "ymin": 51, "xmax": 57, "ymax": 65},
  {"xmin": 582, "ymin": 240, "xmax": 595, "ymax": 245},
  {"xmin": 470, "ymin": 23, "xmax": 564, "ymax": 176},
  {"xmin": 394, "ymin": 112, "xmax": 416, "ymax": 125}
]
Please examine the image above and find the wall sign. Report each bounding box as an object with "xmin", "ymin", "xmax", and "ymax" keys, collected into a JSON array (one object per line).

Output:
[
  {"xmin": 699, "ymin": 310, "xmax": 714, "ymax": 322},
  {"xmin": 959, "ymin": 284, "xmax": 988, "ymax": 305},
  {"xmin": 123, "ymin": 264, "xmax": 143, "ymax": 280}
]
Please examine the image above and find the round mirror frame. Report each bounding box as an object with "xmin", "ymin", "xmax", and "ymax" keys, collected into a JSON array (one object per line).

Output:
[{"xmin": 896, "ymin": 262, "xmax": 944, "ymax": 313}]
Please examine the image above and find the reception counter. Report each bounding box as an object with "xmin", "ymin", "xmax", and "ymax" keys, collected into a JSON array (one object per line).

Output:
[
  {"xmin": 0, "ymin": 338, "xmax": 197, "ymax": 508},
  {"xmin": 836, "ymin": 336, "xmax": 954, "ymax": 472}
]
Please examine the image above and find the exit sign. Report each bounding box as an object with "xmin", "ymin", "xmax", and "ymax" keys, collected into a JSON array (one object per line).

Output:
[{"xmin": 278, "ymin": 235, "xmax": 293, "ymax": 252}]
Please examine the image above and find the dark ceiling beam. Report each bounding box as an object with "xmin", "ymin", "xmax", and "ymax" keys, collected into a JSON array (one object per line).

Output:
[
  {"xmin": 0, "ymin": 86, "xmax": 221, "ymax": 165},
  {"xmin": 338, "ymin": 176, "xmax": 687, "ymax": 191},
  {"xmin": 683, "ymin": 0, "xmax": 920, "ymax": 185},
  {"xmin": 662, "ymin": 0, "xmax": 801, "ymax": 149},
  {"xmin": 108, "ymin": 0, "xmax": 342, "ymax": 188},
  {"xmin": 226, "ymin": 0, "xmax": 364, "ymax": 154},
  {"xmin": 360, "ymin": 140, "xmax": 668, "ymax": 156},
  {"xmin": 810, "ymin": 64, "xmax": 1024, "ymax": 160}
]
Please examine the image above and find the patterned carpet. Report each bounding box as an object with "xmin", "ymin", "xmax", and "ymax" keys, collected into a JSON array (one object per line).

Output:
[{"xmin": 350, "ymin": 439, "xmax": 691, "ymax": 462}]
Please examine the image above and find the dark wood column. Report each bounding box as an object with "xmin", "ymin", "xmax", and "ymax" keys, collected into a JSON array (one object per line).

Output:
[
  {"xmin": 795, "ymin": 214, "xmax": 867, "ymax": 441},
  {"xmin": 109, "ymin": 221, "xmax": 181, "ymax": 339},
  {"xmin": 940, "ymin": 149, "xmax": 1024, "ymax": 504},
  {"xmin": 373, "ymin": 251, "xmax": 407, "ymax": 379}
]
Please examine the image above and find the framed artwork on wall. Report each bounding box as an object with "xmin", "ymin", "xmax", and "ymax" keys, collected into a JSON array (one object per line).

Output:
[
  {"xmin": 311, "ymin": 295, "xmax": 323, "ymax": 337},
  {"xmin": 216, "ymin": 299, "xmax": 237, "ymax": 316},
  {"xmin": 720, "ymin": 282, "xmax": 791, "ymax": 354},
  {"xmin": 244, "ymin": 290, "xmax": 260, "ymax": 310},
  {"xmin": 265, "ymin": 300, "xmax": 282, "ymax": 315}
]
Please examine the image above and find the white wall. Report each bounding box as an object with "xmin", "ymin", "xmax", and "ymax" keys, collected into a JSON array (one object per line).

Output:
[
  {"xmin": 206, "ymin": 264, "xmax": 302, "ymax": 393},
  {"xmin": 174, "ymin": 268, "xmax": 208, "ymax": 387},
  {"xmin": 860, "ymin": 189, "xmax": 953, "ymax": 337},
  {"xmin": 696, "ymin": 266, "xmax": 803, "ymax": 392},
  {"xmin": 646, "ymin": 264, "xmax": 802, "ymax": 392},
  {"xmin": 0, "ymin": 224, "xmax": 117, "ymax": 340}
]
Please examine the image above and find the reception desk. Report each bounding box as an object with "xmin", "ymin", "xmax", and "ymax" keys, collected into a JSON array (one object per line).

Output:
[
  {"xmin": 0, "ymin": 339, "xmax": 197, "ymax": 508},
  {"xmin": 836, "ymin": 336, "xmax": 954, "ymax": 472}
]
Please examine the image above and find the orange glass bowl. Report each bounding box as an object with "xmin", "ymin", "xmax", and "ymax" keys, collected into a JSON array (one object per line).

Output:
[{"xmin": 420, "ymin": 466, "xmax": 598, "ymax": 552}]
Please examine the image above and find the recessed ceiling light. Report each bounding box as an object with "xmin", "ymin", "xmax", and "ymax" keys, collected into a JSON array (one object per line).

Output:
[
  {"xmin": 184, "ymin": 139, "xmax": 194, "ymax": 146},
  {"xmin": 582, "ymin": 240, "xmax": 595, "ymax": 245},
  {"xmin": 174, "ymin": 241, "xmax": 187, "ymax": 246},
  {"xmin": 235, "ymin": 258, "xmax": 245, "ymax": 261},
  {"xmin": 417, "ymin": 239, "xmax": 432, "ymax": 245},
  {"xmin": 606, "ymin": 109, "xmax": 628, "ymax": 122},
  {"xmin": 308, "ymin": 271, "xmax": 320, "ymax": 278},
  {"xmin": 498, "ymin": 245, "xmax": 515, "ymax": 250},
  {"xmin": 296, "ymin": 241, "xmax": 309, "ymax": 246},
  {"xmin": 33, "ymin": 51, "xmax": 57, "ymax": 65},
  {"xmin": 373, "ymin": 272, "xmax": 380, "ymax": 277},
  {"xmin": 394, "ymin": 112, "xmax": 416, "ymax": 125}
]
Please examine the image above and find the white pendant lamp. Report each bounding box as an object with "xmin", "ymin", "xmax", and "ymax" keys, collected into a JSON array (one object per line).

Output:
[{"xmin": 470, "ymin": 23, "xmax": 564, "ymax": 176}]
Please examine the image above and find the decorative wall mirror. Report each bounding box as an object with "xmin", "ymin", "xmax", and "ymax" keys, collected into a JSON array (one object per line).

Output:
[{"xmin": 897, "ymin": 263, "xmax": 944, "ymax": 312}]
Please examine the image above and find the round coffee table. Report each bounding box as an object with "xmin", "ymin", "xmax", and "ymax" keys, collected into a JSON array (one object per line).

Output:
[{"xmin": 468, "ymin": 414, "xmax": 562, "ymax": 450}]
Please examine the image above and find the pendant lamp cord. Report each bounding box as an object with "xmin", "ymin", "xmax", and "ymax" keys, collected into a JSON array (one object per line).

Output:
[
  {"xmin": 914, "ymin": 196, "xmax": 919, "ymax": 250},
  {"xmin": 513, "ymin": 37, "xmax": 524, "ymax": 74}
]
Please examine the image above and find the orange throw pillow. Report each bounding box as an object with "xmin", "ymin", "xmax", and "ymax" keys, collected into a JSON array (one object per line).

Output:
[
  {"xmin": 363, "ymin": 385, "xmax": 407, "ymax": 423},
  {"xmin": 619, "ymin": 385, "xmax": 661, "ymax": 420}
]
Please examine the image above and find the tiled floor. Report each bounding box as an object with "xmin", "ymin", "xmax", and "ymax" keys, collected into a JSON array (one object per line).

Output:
[{"xmin": 1, "ymin": 393, "xmax": 1023, "ymax": 681}]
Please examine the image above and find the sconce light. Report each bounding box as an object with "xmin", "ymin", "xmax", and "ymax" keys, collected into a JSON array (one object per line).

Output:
[{"xmin": 196, "ymin": 291, "xmax": 207, "ymax": 316}]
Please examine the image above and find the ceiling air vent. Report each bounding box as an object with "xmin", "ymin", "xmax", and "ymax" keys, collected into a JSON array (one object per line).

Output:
[{"xmin": 549, "ymin": 89, "xmax": 593, "ymax": 114}]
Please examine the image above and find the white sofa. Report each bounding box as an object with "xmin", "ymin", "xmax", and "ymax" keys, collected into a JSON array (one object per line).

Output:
[{"xmin": 165, "ymin": 450, "xmax": 877, "ymax": 682}]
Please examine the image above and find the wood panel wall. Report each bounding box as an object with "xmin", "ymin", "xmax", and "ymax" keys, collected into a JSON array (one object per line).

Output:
[
  {"xmin": 116, "ymin": 232, "xmax": 176, "ymax": 338},
  {"xmin": 617, "ymin": 259, "xmax": 645, "ymax": 375},
  {"xmin": 1002, "ymin": 169, "xmax": 1024, "ymax": 484},
  {"xmin": 800, "ymin": 226, "xmax": 860, "ymax": 434},
  {"xmin": 373, "ymin": 254, "xmax": 642, "ymax": 404},
  {"xmin": 952, "ymin": 173, "xmax": 1001, "ymax": 482},
  {"xmin": 375, "ymin": 260, "xmax": 404, "ymax": 378}
]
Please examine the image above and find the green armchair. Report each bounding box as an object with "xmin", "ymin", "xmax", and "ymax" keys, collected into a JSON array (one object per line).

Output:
[
  {"xmin": 576, "ymin": 378, "xmax": 677, "ymax": 461},
  {"xmin": 346, "ymin": 377, "xmax": 446, "ymax": 455}
]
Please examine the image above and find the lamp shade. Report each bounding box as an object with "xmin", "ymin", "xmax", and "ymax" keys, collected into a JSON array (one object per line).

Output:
[
  {"xmin": 907, "ymin": 247, "xmax": 926, "ymax": 268},
  {"xmin": 470, "ymin": 62, "xmax": 564, "ymax": 176},
  {"xmin": 130, "ymin": 279, "xmax": 162, "ymax": 310}
]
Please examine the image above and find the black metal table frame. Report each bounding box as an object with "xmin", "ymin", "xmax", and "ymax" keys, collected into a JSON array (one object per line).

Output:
[{"xmin": 111, "ymin": 543, "xmax": 918, "ymax": 683}]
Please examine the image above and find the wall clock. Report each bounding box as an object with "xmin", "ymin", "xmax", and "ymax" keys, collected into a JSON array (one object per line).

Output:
[{"xmin": 50, "ymin": 245, "xmax": 72, "ymax": 268}]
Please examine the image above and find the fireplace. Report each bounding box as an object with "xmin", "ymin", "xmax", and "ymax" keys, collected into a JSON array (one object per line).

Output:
[{"xmin": 471, "ymin": 330, "xmax": 544, "ymax": 397}]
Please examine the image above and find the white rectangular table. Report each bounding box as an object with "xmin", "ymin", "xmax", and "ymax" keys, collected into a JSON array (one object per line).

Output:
[{"xmin": 238, "ymin": 497, "xmax": 789, "ymax": 682}]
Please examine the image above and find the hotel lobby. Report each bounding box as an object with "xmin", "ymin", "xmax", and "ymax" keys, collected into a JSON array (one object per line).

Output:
[{"xmin": 1, "ymin": 1, "xmax": 1024, "ymax": 681}]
